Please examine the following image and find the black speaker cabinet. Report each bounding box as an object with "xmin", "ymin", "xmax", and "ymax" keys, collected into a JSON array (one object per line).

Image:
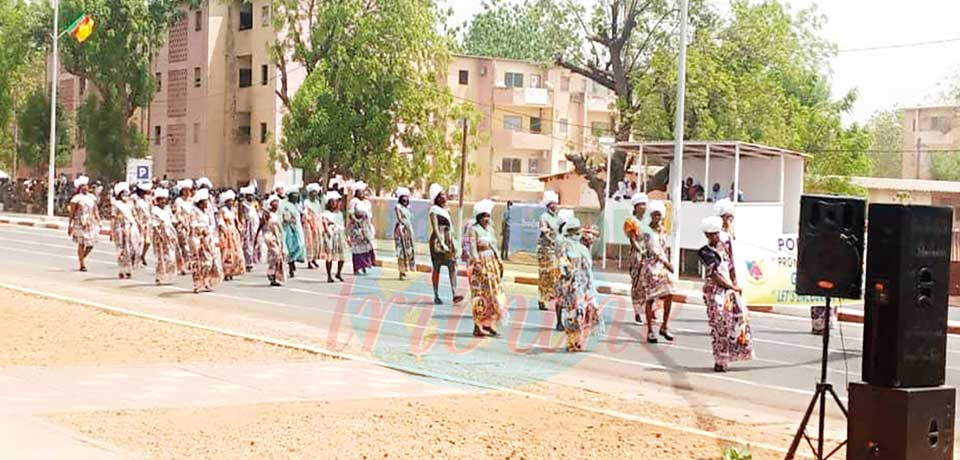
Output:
[
  {"xmin": 848, "ymin": 382, "xmax": 955, "ymax": 460},
  {"xmin": 797, "ymin": 195, "xmax": 866, "ymax": 299},
  {"xmin": 863, "ymin": 204, "xmax": 953, "ymax": 388}
]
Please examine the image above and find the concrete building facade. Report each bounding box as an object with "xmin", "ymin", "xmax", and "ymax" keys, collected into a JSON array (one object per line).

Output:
[
  {"xmin": 52, "ymin": 12, "xmax": 616, "ymax": 198},
  {"xmin": 900, "ymin": 105, "xmax": 960, "ymax": 180}
]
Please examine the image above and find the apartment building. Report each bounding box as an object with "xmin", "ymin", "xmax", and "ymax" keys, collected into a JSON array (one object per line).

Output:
[
  {"xmin": 52, "ymin": 9, "xmax": 616, "ymax": 197},
  {"xmin": 900, "ymin": 105, "xmax": 960, "ymax": 180},
  {"xmin": 448, "ymin": 55, "xmax": 617, "ymax": 202}
]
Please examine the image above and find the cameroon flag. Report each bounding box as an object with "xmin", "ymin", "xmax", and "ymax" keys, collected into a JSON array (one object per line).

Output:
[{"xmin": 66, "ymin": 14, "xmax": 95, "ymax": 43}]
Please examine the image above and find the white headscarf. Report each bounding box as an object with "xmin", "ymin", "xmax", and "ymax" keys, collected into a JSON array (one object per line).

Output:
[
  {"xmin": 113, "ymin": 182, "xmax": 129, "ymax": 196},
  {"xmin": 197, "ymin": 177, "xmax": 212, "ymax": 189},
  {"xmin": 194, "ymin": 188, "xmax": 210, "ymax": 202},
  {"xmin": 153, "ymin": 188, "xmax": 169, "ymax": 199},
  {"xmin": 395, "ymin": 187, "xmax": 411, "ymax": 198},
  {"xmin": 473, "ymin": 199, "xmax": 495, "ymax": 217},
  {"xmin": 714, "ymin": 198, "xmax": 735, "ymax": 217},
  {"xmin": 541, "ymin": 190, "xmax": 559, "ymax": 207},
  {"xmin": 648, "ymin": 200, "xmax": 666, "ymax": 216},
  {"xmin": 631, "ymin": 192, "xmax": 649, "ymax": 206},
  {"xmin": 219, "ymin": 190, "xmax": 236, "ymax": 204},
  {"xmin": 324, "ymin": 190, "xmax": 342, "ymax": 202},
  {"xmin": 74, "ymin": 176, "xmax": 89, "ymax": 188},
  {"xmin": 137, "ymin": 181, "xmax": 153, "ymax": 192},
  {"xmin": 701, "ymin": 216, "xmax": 723, "ymax": 233},
  {"xmin": 429, "ymin": 183, "xmax": 444, "ymax": 203},
  {"xmin": 306, "ymin": 183, "xmax": 321, "ymax": 193}
]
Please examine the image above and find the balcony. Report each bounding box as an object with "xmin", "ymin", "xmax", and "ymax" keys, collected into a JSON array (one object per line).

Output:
[
  {"xmin": 493, "ymin": 87, "xmax": 553, "ymax": 107},
  {"xmin": 588, "ymin": 95, "xmax": 614, "ymax": 112},
  {"xmin": 494, "ymin": 129, "xmax": 553, "ymax": 151}
]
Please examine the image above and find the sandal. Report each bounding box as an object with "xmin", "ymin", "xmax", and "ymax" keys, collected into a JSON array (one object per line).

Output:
[
  {"xmin": 646, "ymin": 331, "xmax": 658, "ymax": 344},
  {"xmin": 635, "ymin": 314, "xmax": 644, "ymax": 325},
  {"xmin": 659, "ymin": 328, "xmax": 675, "ymax": 342},
  {"xmin": 714, "ymin": 363, "xmax": 727, "ymax": 373},
  {"xmin": 453, "ymin": 295, "xmax": 464, "ymax": 304},
  {"xmin": 473, "ymin": 326, "xmax": 486, "ymax": 337},
  {"xmin": 483, "ymin": 327, "xmax": 499, "ymax": 337}
]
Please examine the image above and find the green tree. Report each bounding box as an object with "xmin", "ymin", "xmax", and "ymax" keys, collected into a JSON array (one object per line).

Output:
[
  {"xmin": 864, "ymin": 109, "xmax": 903, "ymax": 178},
  {"xmin": 15, "ymin": 90, "xmax": 73, "ymax": 170},
  {"xmin": 34, "ymin": 0, "xmax": 180, "ymax": 179},
  {"xmin": 274, "ymin": 0, "xmax": 467, "ymax": 191},
  {"xmin": 0, "ymin": 0, "xmax": 43, "ymax": 170},
  {"xmin": 930, "ymin": 150, "xmax": 960, "ymax": 181},
  {"xmin": 804, "ymin": 123, "xmax": 871, "ymax": 196},
  {"xmin": 460, "ymin": 0, "xmax": 582, "ymax": 63}
]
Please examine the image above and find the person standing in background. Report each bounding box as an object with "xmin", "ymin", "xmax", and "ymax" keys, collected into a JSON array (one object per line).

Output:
[
  {"xmin": 302, "ymin": 183, "xmax": 324, "ymax": 270},
  {"xmin": 536, "ymin": 191, "xmax": 562, "ymax": 312},
  {"xmin": 500, "ymin": 201, "xmax": 512, "ymax": 261},
  {"xmin": 173, "ymin": 180, "xmax": 195, "ymax": 275},
  {"xmin": 348, "ymin": 182, "xmax": 377, "ymax": 275},
  {"xmin": 67, "ymin": 176, "xmax": 99, "ymax": 272},
  {"xmin": 189, "ymin": 189, "xmax": 223, "ymax": 293},
  {"xmin": 150, "ymin": 188, "xmax": 178, "ymax": 285},
  {"xmin": 111, "ymin": 182, "xmax": 143, "ymax": 280},
  {"xmin": 260, "ymin": 195, "xmax": 287, "ymax": 287},
  {"xmin": 321, "ymin": 190, "xmax": 347, "ymax": 283},
  {"xmin": 428, "ymin": 184, "xmax": 462, "ymax": 305},
  {"xmin": 624, "ymin": 192, "xmax": 649, "ymax": 325},
  {"xmin": 133, "ymin": 182, "xmax": 153, "ymax": 267},
  {"xmin": 393, "ymin": 187, "xmax": 416, "ymax": 280},
  {"xmin": 280, "ymin": 187, "xmax": 306, "ymax": 278},
  {"xmin": 238, "ymin": 186, "xmax": 261, "ymax": 272},
  {"xmin": 217, "ymin": 190, "xmax": 245, "ymax": 281}
]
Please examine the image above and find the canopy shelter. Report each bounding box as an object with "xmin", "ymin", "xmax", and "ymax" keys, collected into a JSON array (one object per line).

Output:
[{"xmin": 607, "ymin": 141, "xmax": 809, "ymax": 273}]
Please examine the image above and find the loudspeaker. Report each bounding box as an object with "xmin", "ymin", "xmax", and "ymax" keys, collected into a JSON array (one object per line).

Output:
[
  {"xmin": 847, "ymin": 382, "xmax": 955, "ymax": 460},
  {"xmin": 863, "ymin": 204, "xmax": 953, "ymax": 388},
  {"xmin": 796, "ymin": 195, "xmax": 866, "ymax": 299}
]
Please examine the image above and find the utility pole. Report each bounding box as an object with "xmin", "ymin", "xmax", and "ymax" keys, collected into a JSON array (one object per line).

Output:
[
  {"xmin": 668, "ymin": 0, "xmax": 689, "ymax": 274},
  {"xmin": 46, "ymin": 0, "xmax": 59, "ymax": 218},
  {"xmin": 457, "ymin": 118, "xmax": 468, "ymax": 238}
]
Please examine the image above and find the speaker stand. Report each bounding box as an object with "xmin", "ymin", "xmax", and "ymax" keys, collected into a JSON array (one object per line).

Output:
[{"xmin": 785, "ymin": 297, "xmax": 848, "ymax": 460}]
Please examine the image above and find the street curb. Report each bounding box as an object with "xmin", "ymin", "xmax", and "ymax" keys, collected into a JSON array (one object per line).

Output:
[
  {"xmin": 0, "ymin": 281, "xmax": 798, "ymax": 457},
  {"xmin": 5, "ymin": 214, "xmax": 960, "ymax": 336}
]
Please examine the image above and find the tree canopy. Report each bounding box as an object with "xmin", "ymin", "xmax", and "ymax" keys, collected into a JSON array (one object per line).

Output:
[
  {"xmin": 460, "ymin": 0, "xmax": 582, "ymax": 63},
  {"xmin": 0, "ymin": 0, "xmax": 43, "ymax": 171},
  {"xmin": 15, "ymin": 89, "xmax": 73, "ymax": 171},
  {"xmin": 275, "ymin": 0, "xmax": 471, "ymax": 192}
]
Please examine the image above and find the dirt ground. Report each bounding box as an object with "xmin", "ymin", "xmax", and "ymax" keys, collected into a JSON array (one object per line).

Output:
[
  {"xmin": 51, "ymin": 391, "xmax": 784, "ymax": 460},
  {"xmin": 0, "ymin": 289, "xmax": 322, "ymax": 366}
]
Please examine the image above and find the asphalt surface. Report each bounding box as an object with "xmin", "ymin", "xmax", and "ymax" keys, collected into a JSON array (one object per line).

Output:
[{"xmin": 2, "ymin": 222, "xmax": 959, "ymax": 431}]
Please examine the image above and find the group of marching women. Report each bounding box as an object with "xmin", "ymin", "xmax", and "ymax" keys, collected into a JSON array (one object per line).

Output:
[{"xmin": 66, "ymin": 176, "xmax": 376, "ymax": 293}]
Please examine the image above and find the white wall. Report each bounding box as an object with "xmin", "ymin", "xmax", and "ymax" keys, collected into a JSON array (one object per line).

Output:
[
  {"xmin": 678, "ymin": 155, "xmax": 785, "ymax": 203},
  {"xmin": 783, "ymin": 157, "xmax": 804, "ymax": 232}
]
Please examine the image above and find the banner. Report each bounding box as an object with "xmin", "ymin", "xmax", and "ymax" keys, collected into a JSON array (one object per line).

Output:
[{"xmin": 737, "ymin": 233, "xmax": 824, "ymax": 306}]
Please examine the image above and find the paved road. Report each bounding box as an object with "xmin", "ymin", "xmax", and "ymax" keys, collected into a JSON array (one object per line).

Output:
[{"xmin": 2, "ymin": 222, "xmax": 959, "ymax": 431}]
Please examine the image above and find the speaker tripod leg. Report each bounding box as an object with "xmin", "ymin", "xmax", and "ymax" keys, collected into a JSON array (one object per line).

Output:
[{"xmin": 785, "ymin": 388, "xmax": 822, "ymax": 459}]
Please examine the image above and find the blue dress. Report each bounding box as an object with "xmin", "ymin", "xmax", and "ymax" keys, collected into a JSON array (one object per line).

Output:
[{"xmin": 280, "ymin": 199, "xmax": 305, "ymax": 263}]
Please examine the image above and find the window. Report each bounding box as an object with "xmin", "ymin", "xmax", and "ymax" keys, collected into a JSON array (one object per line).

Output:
[
  {"xmin": 500, "ymin": 157, "xmax": 521, "ymax": 173},
  {"xmin": 530, "ymin": 74, "xmax": 542, "ymax": 88},
  {"xmin": 591, "ymin": 121, "xmax": 610, "ymax": 137},
  {"xmin": 559, "ymin": 118, "xmax": 569, "ymax": 134},
  {"xmin": 504, "ymin": 72, "xmax": 524, "ymax": 88},
  {"xmin": 193, "ymin": 123, "xmax": 199, "ymax": 144},
  {"xmin": 528, "ymin": 158, "xmax": 541, "ymax": 174},
  {"xmin": 260, "ymin": 122, "xmax": 268, "ymax": 143},
  {"xmin": 155, "ymin": 72, "xmax": 162, "ymax": 92},
  {"xmin": 261, "ymin": 64, "xmax": 268, "ymax": 85},
  {"xmin": 193, "ymin": 67, "xmax": 201, "ymax": 87},
  {"xmin": 239, "ymin": 2, "xmax": 253, "ymax": 30},
  {"xmin": 154, "ymin": 126, "xmax": 162, "ymax": 145},
  {"xmin": 458, "ymin": 70, "xmax": 469, "ymax": 85},
  {"xmin": 560, "ymin": 76, "xmax": 570, "ymax": 92},
  {"xmin": 503, "ymin": 115, "xmax": 522, "ymax": 132},
  {"xmin": 238, "ymin": 55, "xmax": 252, "ymax": 88},
  {"xmin": 237, "ymin": 112, "xmax": 251, "ymax": 144},
  {"xmin": 194, "ymin": 10, "xmax": 202, "ymax": 31},
  {"xmin": 79, "ymin": 77, "xmax": 86, "ymax": 96},
  {"xmin": 261, "ymin": 5, "xmax": 270, "ymax": 27},
  {"xmin": 530, "ymin": 117, "xmax": 542, "ymax": 134}
]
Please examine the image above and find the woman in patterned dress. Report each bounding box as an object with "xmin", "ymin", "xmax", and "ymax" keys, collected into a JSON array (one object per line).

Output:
[
  {"xmin": 110, "ymin": 182, "xmax": 142, "ymax": 279},
  {"xmin": 259, "ymin": 195, "xmax": 286, "ymax": 287},
  {"xmin": 624, "ymin": 192, "xmax": 649, "ymax": 325},
  {"xmin": 150, "ymin": 188, "xmax": 178, "ymax": 285},
  {"xmin": 468, "ymin": 199, "xmax": 506, "ymax": 337},
  {"xmin": 320, "ymin": 190, "xmax": 347, "ymax": 283},
  {"xmin": 428, "ymin": 184, "xmax": 462, "ymax": 305},
  {"xmin": 536, "ymin": 191, "xmax": 561, "ymax": 313},
  {"xmin": 699, "ymin": 216, "xmax": 754, "ymax": 372},
  {"xmin": 557, "ymin": 216, "xmax": 605, "ymax": 352},
  {"xmin": 348, "ymin": 182, "xmax": 377, "ymax": 275},
  {"xmin": 714, "ymin": 199, "xmax": 738, "ymax": 284},
  {"xmin": 188, "ymin": 189, "xmax": 223, "ymax": 293},
  {"xmin": 238, "ymin": 186, "xmax": 261, "ymax": 271},
  {"xmin": 302, "ymin": 183, "xmax": 324, "ymax": 269},
  {"xmin": 133, "ymin": 182, "xmax": 153, "ymax": 267},
  {"xmin": 67, "ymin": 176, "xmax": 100, "ymax": 272},
  {"xmin": 640, "ymin": 200, "xmax": 675, "ymax": 344},
  {"xmin": 173, "ymin": 180, "xmax": 195, "ymax": 275},
  {"xmin": 217, "ymin": 190, "xmax": 245, "ymax": 281},
  {"xmin": 393, "ymin": 187, "xmax": 416, "ymax": 280}
]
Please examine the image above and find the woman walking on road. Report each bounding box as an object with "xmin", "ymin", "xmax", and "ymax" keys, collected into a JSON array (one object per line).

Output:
[
  {"xmin": 173, "ymin": 180, "xmax": 195, "ymax": 275},
  {"xmin": 624, "ymin": 192, "xmax": 648, "ymax": 325},
  {"xmin": 536, "ymin": 190, "xmax": 562, "ymax": 312},
  {"xmin": 428, "ymin": 184, "xmax": 462, "ymax": 305},
  {"xmin": 700, "ymin": 216, "xmax": 754, "ymax": 372},
  {"xmin": 348, "ymin": 182, "xmax": 377, "ymax": 275},
  {"xmin": 640, "ymin": 200, "xmax": 675, "ymax": 344},
  {"xmin": 217, "ymin": 190, "xmax": 245, "ymax": 281},
  {"xmin": 110, "ymin": 182, "xmax": 142, "ymax": 280},
  {"xmin": 238, "ymin": 186, "xmax": 261, "ymax": 271},
  {"xmin": 150, "ymin": 188, "xmax": 178, "ymax": 285},
  {"xmin": 260, "ymin": 195, "xmax": 287, "ymax": 287},
  {"xmin": 67, "ymin": 176, "xmax": 100, "ymax": 272},
  {"xmin": 321, "ymin": 190, "xmax": 347, "ymax": 283},
  {"xmin": 302, "ymin": 183, "xmax": 324, "ymax": 269},
  {"xmin": 188, "ymin": 189, "xmax": 223, "ymax": 293},
  {"xmin": 557, "ymin": 216, "xmax": 605, "ymax": 352},
  {"xmin": 133, "ymin": 182, "xmax": 152, "ymax": 267},
  {"xmin": 715, "ymin": 198, "xmax": 738, "ymax": 284},
  {"xmin": 393, "ymin": 187, "xmax": 416, "ymax": 280},
  {"xmin": 280, "ymin": 187, "xmax": 305, "ymax": 279},
  {"xmin": 468, "ymin": 199, "xmax": 506, "ymax": 338}
]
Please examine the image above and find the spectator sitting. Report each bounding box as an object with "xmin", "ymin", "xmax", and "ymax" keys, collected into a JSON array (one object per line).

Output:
[
  {"xmin": 709, "ymin": 182, "xmax": 725, "ymax": 202},
  {"xmin": 729, "ymin": 183, "xmax": 744, "ymax": 202}
]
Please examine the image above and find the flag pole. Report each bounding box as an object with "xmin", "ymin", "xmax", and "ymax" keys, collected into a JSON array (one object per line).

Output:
[
  {"xmin": 46, "ymin": 0, "xmax": 59, "ymax": 219},
  {"xmin": 668, "ymin": 0, "xmax": 689, "ymax": 274}
]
